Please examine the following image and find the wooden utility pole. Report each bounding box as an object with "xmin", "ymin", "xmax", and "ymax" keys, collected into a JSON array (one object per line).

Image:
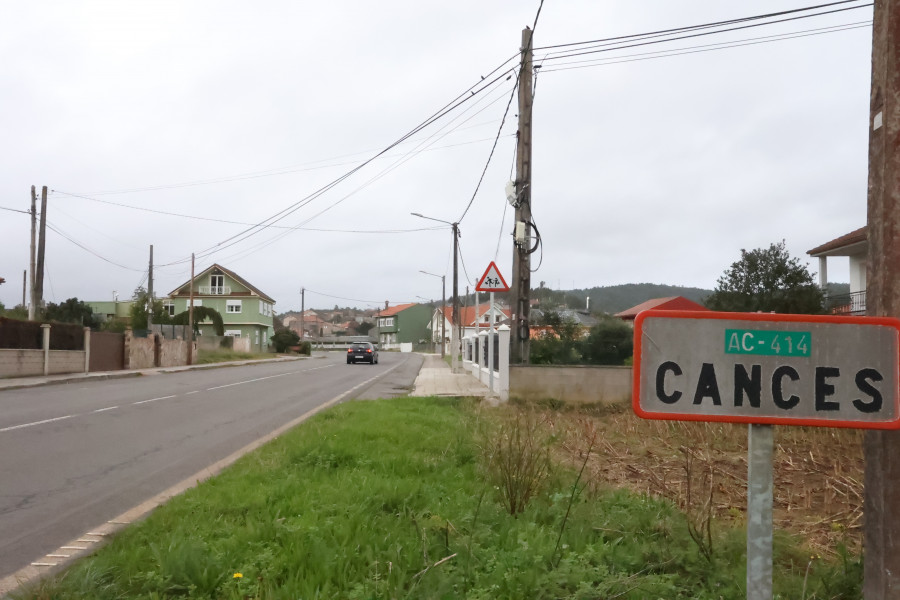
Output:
[
  {"xmin": 451, "ymin": 222, "xmax": 460, "ymax": 372},
  {"xmin": 147, "ymin": 245, "xmax": 154, "ymax": 330},
  {"xmin": 301, "ymin": 288, "xmax": 305, "ymax": 339},
  {"xmin": 34, "ymin": 186, "xmax": 48, "ymax": 317},
  {"xmin": 187, "ymin": 254, "xmax": 195, "ymax": 366},
  {"xmin": 22, "ymin": 270, "xmax": 26, "ymax": 308},
  {"xmin": 28, "ymin": 186, "xmax": 37, "ymax": 320},
  {"xmin": 864, "ymin": 0, "xmax": 900, "ymax": 595},
  {"xmin": 510, "ymin": 27, "xmax": 534, "ymax": 364}
]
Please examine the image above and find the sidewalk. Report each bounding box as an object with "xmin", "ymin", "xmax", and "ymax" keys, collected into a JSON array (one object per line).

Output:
[
  {"xmin": 409, "ymin": 353, "xmax": 492, "ymax": 398},
  {"xmin": 0, "ymin": 356, "xmax": 306, "ymax": 392}
]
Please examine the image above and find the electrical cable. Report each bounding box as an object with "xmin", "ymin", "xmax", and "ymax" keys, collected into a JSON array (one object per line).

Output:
[
  {"xmin": 52, "ymin": 190, "xmax": 448, "ymax": 235},
  {"xmin": 537, "ymin": 3, "xmax": 871, "ymax": 64},
  {"xmin": 153, "ymin": 68, "xmax": 518, "ymax": 268},
  {"xmin": 304, "ymin": 288, "xmax": 413, "ymax": 307},
  {"xmin": 457, "ymin": 72, "xmax": 519, "ymax": 223},
  {"xmin": 45, "ymin": 221, "xmax": 143, "ymax": 272},
  {"xmin": 541, "ymin": 21, "xmax": 871, "ymax": 73},
  {"xmin": 535, "ymin": 0, "xmax": 868, "ymax": 53},
  {"xmin": 0, "ymin": 205, "xmax": 30, "ymax": 215}
]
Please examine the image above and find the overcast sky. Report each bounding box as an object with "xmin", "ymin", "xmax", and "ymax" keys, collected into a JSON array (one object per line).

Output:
[{"xmin": 0, "ymin": 1, "xmax": 874, "ymax": 313}]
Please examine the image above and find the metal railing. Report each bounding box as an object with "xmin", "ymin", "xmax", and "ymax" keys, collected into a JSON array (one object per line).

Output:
[
  {"xmin": 825, "ymin": 290, "xmax": 866, "ymax": 315},
  {"xmin": 198, "ymin": 286, "xmax": 231, "ymax": 295}
]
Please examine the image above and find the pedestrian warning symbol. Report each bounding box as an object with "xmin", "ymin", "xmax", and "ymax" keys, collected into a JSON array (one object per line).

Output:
[{"xmin": 476, "ymin": 261, "xmax": 510, "ymax": 292}]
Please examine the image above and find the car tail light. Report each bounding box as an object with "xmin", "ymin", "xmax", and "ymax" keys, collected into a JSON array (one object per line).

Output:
[
  {"xmin": 366, "ymin": 349, "xmax": 372, "ymax": 353},
  {"xmin": 347, "ymin": 348, "xmax": 353, "ymax": 353}
]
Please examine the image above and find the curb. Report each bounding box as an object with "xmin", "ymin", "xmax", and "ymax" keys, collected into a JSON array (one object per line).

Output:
[{"xmin": 0, "ymin": 356, "xmax": 312, "ymax": 392}]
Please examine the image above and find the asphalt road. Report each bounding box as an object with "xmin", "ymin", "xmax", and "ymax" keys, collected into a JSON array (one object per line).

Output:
[{"xmin": 0, "ymin": 351, "xmax": 422, "ymax": 580}]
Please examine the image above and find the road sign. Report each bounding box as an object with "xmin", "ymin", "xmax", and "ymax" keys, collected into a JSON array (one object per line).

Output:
[
  {"xmin": 633, "ymin": 310, "xmax": 900, "ymax": 429},
  {"xmin": 476, "ymin": 261, "xmax": 509, "ymax": 292}
]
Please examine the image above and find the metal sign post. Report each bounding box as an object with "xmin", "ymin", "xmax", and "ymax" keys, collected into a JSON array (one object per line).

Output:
[{"xmin": 632, "ymin": 310, "xmax": 900, "ymax": 599}]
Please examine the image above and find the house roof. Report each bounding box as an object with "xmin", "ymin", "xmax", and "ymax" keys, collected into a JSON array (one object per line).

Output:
[
  {"xmin": 379, "ymin": 302, "xmax": 419, "ymax": 317},
  {"xmin": 437, "ymin": 303, "xmax": 511, "ymax": 326},
  {"xmin": 615, "ymin": 296, "xmax": 709, "ymax": 320},
  {"xmin": 168, "ymin": 263, "xmax": 275, "ymax": 303},
  {"xmin": 806, "ymin": 226, "xmax": 867, "ymax": 257}
]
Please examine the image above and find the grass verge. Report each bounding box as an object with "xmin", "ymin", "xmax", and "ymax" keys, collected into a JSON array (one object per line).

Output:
[
  {"xmin": 14, "ymin": 398, "xmax": 861, "ymax": 599},
  {"xmin": 195, "ymin": 350, "xmax": 281, "ymax": 364}
]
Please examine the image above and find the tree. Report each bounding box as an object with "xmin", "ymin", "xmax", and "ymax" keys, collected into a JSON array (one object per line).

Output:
[
  {"xmin": 582, "ymin": 317, "xmax": 633, "ymax": 365},
  {"xmin": 44, "ymin": 298, "xmax": 102, "ymax": 329},
  {"xmin": 271, "ymin": 329, "xmax": 300, "ymax": 352},
  {"xmin": 357, "ymin": 321, "xmax": 374, "ymax": 336},
  {"xmin": 129, "ymin": 287, "xmax": 170, "ymax": 330},
  {"xmin": 704, "ymin": 241, "xmax": 824, "ymax": 314}
]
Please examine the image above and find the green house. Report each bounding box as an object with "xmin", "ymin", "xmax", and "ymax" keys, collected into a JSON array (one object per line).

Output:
[
  {"xmin": 375, "ymin": 303, "xmax": 432, "ymax": 351},
  {"xmin": 167, "ymin": 264, "xmax": 275, "ymax": 352}
]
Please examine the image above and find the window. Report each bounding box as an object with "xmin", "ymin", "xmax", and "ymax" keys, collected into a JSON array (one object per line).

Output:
[
  {"xmin": 254, "ymin": 330, "xmax": 259, "ymax": 345},
  {"xmin": 163, "ymin": 301, "xmax": 175, "ymax": 316},
  {"xmin": 226, "ymin": 300, "xmax": 242, "ymax": 314},
  {"xmin": 192, "ymin": 299, "xmax": 202, "ymax": 307},
  {"xmin": 379, "ymin": 317, "xmax": 394, "ymax": 327},
  {"xmin": 225, "ymin": 330, "xmax": 241, "ymax": 338},
  {"xmin": 210, "ymin": 274, "xmax": 224, "ymax": 295}
]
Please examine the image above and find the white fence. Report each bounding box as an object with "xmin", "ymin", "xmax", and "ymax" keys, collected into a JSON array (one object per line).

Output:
[{"xmin": 461, "ymin": 325, "xmax": 509, "ymax": 401}]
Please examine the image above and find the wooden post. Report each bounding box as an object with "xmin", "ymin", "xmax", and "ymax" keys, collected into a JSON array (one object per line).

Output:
[
  {"xmin": 510, "ymin": 27, "xmax": 534, "ymax": 364},
  {"xmin": 864, "ymin": 0, "xmax": 900, "ymax": 594},
  {"xmin": 187, "ymin": 254, "xmax": 194, "ymax": 366}
]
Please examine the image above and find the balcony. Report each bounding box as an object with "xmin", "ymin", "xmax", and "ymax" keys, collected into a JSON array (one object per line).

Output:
[
  {"xmin": 198, "ymin": 286, "xmax": 231, "ymax": 295},
  {"xmin": 825, "ymin": 290, "xmax": 866, "ymax": 316}
]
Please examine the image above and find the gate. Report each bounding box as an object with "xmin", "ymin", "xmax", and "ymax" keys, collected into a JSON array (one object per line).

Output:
[{"xmin": 89, "ymin": 331, "xmax": 125, "ymax": 371}]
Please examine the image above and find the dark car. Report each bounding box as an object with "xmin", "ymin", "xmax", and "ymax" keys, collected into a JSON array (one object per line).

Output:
[{"xmin": 347, "ymin": 341, "xmax": 378, "ymax": 364}]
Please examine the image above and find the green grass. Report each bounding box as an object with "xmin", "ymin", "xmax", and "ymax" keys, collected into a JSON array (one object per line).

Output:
[
  {"xmin": 14, "ymin": 398, "xmax": 861, "ymax": 599},
  {"xmin": 195, "ymin": 350, "xmax": 279, "ymax": 364}
]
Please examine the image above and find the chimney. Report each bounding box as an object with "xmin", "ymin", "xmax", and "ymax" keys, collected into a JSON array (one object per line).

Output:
[{"xmin": 385, "ymin": 300, "xmax": 389, "ymax": 310}]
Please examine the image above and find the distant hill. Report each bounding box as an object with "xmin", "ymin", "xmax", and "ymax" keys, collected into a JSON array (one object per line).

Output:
[
  {"xmin": 562, "ymin": 284, "xmax": 713, "ymax": 314},
  {"xmin": 466, "ymin": 283, "xmax": 713, "ymax": 315}
]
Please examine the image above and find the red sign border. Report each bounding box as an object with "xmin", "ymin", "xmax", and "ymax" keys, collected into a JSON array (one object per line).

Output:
[
  {"xmin": 633, "ymin": 309, "xmax": 900, "ymax": 430},
  {"xmin": 475, "ymin": 261, "xmax": 510, "ymax": 292}
]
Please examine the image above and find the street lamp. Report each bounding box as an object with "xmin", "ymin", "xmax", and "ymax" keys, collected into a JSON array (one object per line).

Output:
[
  {"xmin": 419, "ymin": 271, "xmax": 446, "ymax": 358},
  {"xmin": 412, "ymin": 212, "xmax": 459, "ymax": 372}
]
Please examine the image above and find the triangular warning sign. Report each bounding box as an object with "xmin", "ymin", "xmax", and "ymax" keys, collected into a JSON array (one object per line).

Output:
[{"xmin": 476, "ymin": 261, "xmax": 510, "ymax": 292}]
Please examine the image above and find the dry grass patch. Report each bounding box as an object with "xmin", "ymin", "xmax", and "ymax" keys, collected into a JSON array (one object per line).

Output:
[{"xmin": 547, "ymin": 402, "xmax": 863, "ymax": 557}]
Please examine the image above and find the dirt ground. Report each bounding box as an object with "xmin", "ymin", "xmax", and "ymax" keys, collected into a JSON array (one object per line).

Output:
[{"xmin": 546, "ymin": 402, "xmax": 864, "ymax": 557}]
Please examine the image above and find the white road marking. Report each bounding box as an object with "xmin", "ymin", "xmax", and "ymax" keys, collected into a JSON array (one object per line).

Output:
[
  {"xmin": 0, "ymin": 415, "xmax": 74, "ymax": 433},
  {"xmin": 93, "ymin": 406, "xmax": 118, "ymax": 413},
  {"xmin": 206, "ymin": 371, "xmax": 294, "ymax": 391},
  {"xmin": 133, "ymin": 395, "xmax": 175, "ymax": 405},
  {"xmin": 185, "ymin": 391, "xmax": 200, "ymax": 395},
  {"xmin": 60, "ymin": 546, "xmax": 87, "ymax": 550},
  {"xmin": 46, "ymin": 554, "xmax": 69, "ymax": 558}
]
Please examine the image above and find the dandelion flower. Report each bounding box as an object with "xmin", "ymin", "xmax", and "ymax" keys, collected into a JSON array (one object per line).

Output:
[{"xmin": 233, "ymin": 573, "xmax": 243, "ymax": 579}]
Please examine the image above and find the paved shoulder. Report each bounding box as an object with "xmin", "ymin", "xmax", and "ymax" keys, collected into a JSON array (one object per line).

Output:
[{"xmin": 350, "ymin": 352, "xmax": 424, "ymax": 400}]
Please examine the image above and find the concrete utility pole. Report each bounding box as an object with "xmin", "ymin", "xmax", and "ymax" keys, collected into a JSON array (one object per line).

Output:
[
  {"xmin": 29, "ymin": 186, "xmax": 36, "ymax": 320},
  {"xmin": 510, "ymin": 27, "xmax": 534, "ymax": 364},
  {"xmin": 34, "ymin": 186, "xmax": 48, "ymax": 318},
  {"xmin": 301, "ymin": 288, "xmax": 305, "ymax": 339},
  {"xmin": 864, "ymin": 0, "xmax": 900, "ymax": 594},
  {"xmin": 147, "ymin": 245, "xmax": 154, "ymax": 330}
]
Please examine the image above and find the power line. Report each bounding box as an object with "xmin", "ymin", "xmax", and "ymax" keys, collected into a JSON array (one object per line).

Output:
[
  {"xmin": 0, "ymin": 205, "xmax": 29, "ymax": 215},
  {"xmin": 68, "ymin": 121, "xmax": 515, "ymax": 197},
  {"xmin": 457, "ymin": 72, "xmax": 519, "ymax": 224},
  {"xmin": 535, "ymin": 0, "xmax": 868, "ymax": 53},
  {"xmin": 154, "ymin": 65, "xmax": 518, "ymax": 268},
  {"xmin": 52, "ymin": 190, "xmax": 448, "ymax": 234},
  {"xmin": 540, "ymin": 20, "xmax": 871, "ymax": 73},
  {"xmin": 45, "ymin": 221, "xmax": 143, "ymax": 272},
  {"xmin": 537, "ymin": 2, "xmax": 871, "ymax": 64}
]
